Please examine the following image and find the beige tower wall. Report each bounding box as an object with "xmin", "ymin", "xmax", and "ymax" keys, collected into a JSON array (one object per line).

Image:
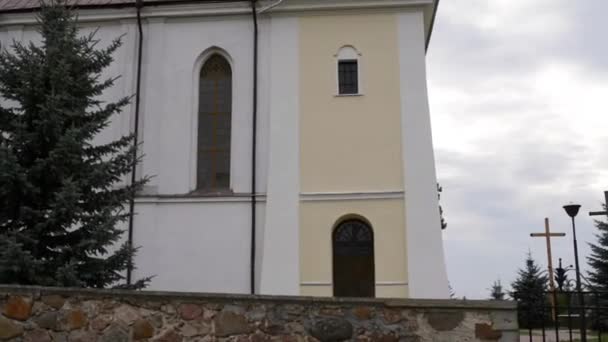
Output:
[
  {"xmin": 298, "ymin": 12, "xmax": 408, "ymax": 298},
  {"xmin": 299, "ymin": 13, "xmax": 404, "ymax": 193},
  {"xmin": 299, "ymin": 199, "xmax": 408, "ymax": 297}
]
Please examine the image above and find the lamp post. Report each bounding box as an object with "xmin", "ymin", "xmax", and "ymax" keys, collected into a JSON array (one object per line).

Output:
[{"xmin": 563, "ymin": 204, "xmax": 586, "ymax": 342}]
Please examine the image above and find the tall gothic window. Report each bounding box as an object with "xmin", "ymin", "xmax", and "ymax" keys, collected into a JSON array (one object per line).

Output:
[
  {"xmin": 332, "ymin": 219, "xmax": 375, "ymax": 297},
  {"xmin": 197, "ymin": 54, "xmax": 232, "ymax": 191}
]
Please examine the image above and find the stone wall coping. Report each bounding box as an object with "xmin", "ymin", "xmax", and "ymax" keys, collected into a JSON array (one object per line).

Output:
[{"xmin": 0, "ymin": 285, "xmax": 516, "ymax": 311}]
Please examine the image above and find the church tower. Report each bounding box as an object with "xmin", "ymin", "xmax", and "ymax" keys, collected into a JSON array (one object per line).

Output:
[
  {"xmin": 258, "ymin": 0, "xmax": 449, "ymax": 299},
  {"xmin": 254, "ymin": 1, "xmax": 448, "ymax": 298}
]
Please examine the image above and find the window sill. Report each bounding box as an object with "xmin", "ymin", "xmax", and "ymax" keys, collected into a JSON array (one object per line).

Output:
[
  {"xmin": 334, "ymin": 93, "xmax": 364, "ymax": 97},
  {"xmin": 135, "ymin": 192, "xmax": 266, "ymax": 204}
]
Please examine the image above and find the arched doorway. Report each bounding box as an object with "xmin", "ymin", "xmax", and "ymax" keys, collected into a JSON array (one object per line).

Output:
[{"xmin": 332, "ymin": 219, "xmax": 375, "ymax": 297}]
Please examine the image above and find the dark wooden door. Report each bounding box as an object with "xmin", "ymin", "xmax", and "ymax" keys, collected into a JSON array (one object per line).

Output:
[{"xmin": 332, "ymin": 219, "xmax": 375, "ymax": 297}]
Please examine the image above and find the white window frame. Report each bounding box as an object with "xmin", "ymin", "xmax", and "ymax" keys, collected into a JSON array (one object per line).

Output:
[
  {"xmin": 190, "ymin": 47, "xmax": 236, "ymax": 194},
  {"xmin": 334, "ymin": 45, "xmax": 363, "ymax": 97}
]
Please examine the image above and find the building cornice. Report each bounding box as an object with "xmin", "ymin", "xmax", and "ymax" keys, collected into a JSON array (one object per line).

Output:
[
  {"xmin": 300, "ymin": 190, "xmax": 404, "ymax": 202},
  {"xmin": 0, "ymin": 0, "xmax": 434, "ymax": 25},
  {"xmin": 262, "ymin": 0, "xmax": 433, "ymax": 13}
]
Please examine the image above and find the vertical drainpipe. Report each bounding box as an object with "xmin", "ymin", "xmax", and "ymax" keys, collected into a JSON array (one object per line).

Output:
[
  {"xmin": 127, "ymin": 0, "xmax": 145, "ymax": 286},
  {"xmin": 250, "ymin": 0, "xmax": 259, "ymax": 295}
]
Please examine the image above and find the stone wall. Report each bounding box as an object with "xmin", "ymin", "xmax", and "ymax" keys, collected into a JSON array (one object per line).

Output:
[{"xmin": 0, "ymin": 285, "xmax": 517, "ymax": 341}]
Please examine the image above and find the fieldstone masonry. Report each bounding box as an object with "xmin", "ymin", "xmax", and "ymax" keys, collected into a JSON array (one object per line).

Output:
[{"xmin": 0, "ymin": 286, "xmax": 517, "ymax": 341}]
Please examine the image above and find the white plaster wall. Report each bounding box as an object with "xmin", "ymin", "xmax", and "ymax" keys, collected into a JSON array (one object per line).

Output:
[
  {"xmin": 132, "ymin": 200, "xmax": 265, "ymax": 293},
  {"xmin": 0, "ymin": 12, "xmax": 272, "ymax": 294},
  {"xmin": 142, "ymin": 16, "xmax": 267, "ymax": 195},
  {"xmin": 398, "ymin": 10, "xmax": 449, "ymax": 299},
  {"xmin": 259, "ymin": 16, "xmax": 300, "ymax": 295},
  {"xmin": 132, "ymin": 15, "xmax": 271, "ymax": 292}
]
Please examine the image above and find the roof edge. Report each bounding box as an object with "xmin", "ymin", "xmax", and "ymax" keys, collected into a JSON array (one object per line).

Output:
[
  {"xmin": 424, "ymin": 0, "xmax": 439, "ymax": 53},
  {"xmin": 0, "ymin": 0, "xmax": 248, "ymax": 14}
]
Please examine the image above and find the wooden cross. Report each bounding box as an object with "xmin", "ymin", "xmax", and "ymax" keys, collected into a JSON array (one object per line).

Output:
[
  {"xmin": 589, "ymin": 191, "xmax": 608, "ymax": 220},
  {"xmin": 530, "ymin": 218, "xmax": 566, "ymax": 319}
]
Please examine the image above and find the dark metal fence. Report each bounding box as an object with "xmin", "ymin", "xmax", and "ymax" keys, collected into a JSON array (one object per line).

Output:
[{"xmin": 516, "ymin": 291, "xmax": 608, "ymax": 342}]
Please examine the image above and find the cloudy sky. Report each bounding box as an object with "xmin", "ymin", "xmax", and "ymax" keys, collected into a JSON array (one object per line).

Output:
[{"xmin": 427, "ymin": 0, "xmax": 608, "ymax": 299}]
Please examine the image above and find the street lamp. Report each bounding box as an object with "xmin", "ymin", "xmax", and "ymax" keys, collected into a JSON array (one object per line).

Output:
[{"xmin": 563, "ymin": 203, "xmax": 587, "ymax": 342}]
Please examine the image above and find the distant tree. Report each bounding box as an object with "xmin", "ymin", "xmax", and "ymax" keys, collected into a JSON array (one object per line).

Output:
[
  {"xmin": 511, "ymin": 253, "xmax": 549, "ymax": 328},
  {"xmin": 489, "ymin": 279, "xmax": 506, "ymax": 300},
  {"xmin": 448, "ymin": 283, "xmax": 456, "ymax": 299},
  {"xmin": 0, "ymin": 2, "xmax": 149, "ymax": 288},
  {"xmin": 588, "ymin": 205, "xmax": 608, "ymax": 295},
  {"xmin": 438, "ymin": 183, "xmax": 447, "ymax": 230}
]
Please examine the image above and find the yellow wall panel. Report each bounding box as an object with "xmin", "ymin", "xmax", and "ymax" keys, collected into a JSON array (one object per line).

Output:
[
  {"xmin": 299, "ymin": 13, "xmax": 404, "ymax": 193},
  {"xmin": 299, "ymin": 199, "xmax": 408, "ymax": 298}
]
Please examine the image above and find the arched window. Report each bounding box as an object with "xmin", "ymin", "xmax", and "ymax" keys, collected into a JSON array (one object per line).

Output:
[
  {"xmin": 335, "ymin": 45, "xmax": 362, "ymax": 95},
  {"xmin": 197, "ymin": 54, "xmax": 232, "ymax": 191},
  {"xmin": 332, "ymin": 218, "xmax": 375, "ymax": 297}
]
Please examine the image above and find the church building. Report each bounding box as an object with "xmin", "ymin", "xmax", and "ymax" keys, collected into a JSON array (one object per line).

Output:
[{"xmin": 0, "ymin": 0, "xmax": 449, "ymax": 299}]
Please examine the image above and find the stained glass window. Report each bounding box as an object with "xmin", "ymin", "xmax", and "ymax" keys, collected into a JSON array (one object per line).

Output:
[{"xmin": 197, "ymin": 54, "xmax": 232, "ymax": 191}]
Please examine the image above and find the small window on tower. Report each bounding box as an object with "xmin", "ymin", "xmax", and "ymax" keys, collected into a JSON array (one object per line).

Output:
[{"xmin": 338, "ymin": 60, "xmax": 359, "ymax": 95}]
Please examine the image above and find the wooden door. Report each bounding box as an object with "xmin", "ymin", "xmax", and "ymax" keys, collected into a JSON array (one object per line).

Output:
[{"xmin": 332, "ymin": 219, "xmax": 375, "ymax": 297}]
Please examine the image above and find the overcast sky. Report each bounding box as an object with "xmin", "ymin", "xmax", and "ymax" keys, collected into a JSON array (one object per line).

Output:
[{"xmin": 427, "ymin": 0, "xmax": 608, "ymax": 299}]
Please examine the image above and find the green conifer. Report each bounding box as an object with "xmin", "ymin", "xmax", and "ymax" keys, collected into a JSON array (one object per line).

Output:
[
  {"xmin": 489, "ymin": 279, "xmax": 506, "ymax": 300},
  {"xmin": 511, "ymin": 253, "xmax": 549, "ymax": 328},
  {"xmin": 588, "ymin": 205, "xmax": 608, "ymax": 294},
  {"xmin": 0, "ymin": 1, "xmax": 148, "ymax": 288}
]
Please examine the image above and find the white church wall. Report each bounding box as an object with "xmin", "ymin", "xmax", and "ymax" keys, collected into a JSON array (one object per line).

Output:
[
  {"xmin": 0, "ymin": 12, "xmax": 272, "ymax": 294},
  {"xmin": 139, "ymin": 16, "xmax": 267, "ymax": 195},
  {"xmin": 259, "ymin": 16, "xmax": 300, "ymax": 296},
  {"xmin": 132, "ymin": 15, "xmax": 271, "ymax": 292},
  {"xmin": 132, "ymin": 199, "xmax": 266, "ymax": 293},
  {"xmin": 398, "ymin": 10, "xmax": 450, "ymax": 299}
]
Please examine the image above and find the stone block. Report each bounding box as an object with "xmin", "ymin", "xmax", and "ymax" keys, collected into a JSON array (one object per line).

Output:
[
  {"xmin": 133, "ymin": 318, "xmax": 154, "ymax": 340},
  {"xmin": 91, "ymin": 315, "xmax": 112, "ymax": 331},
  {"xmin": 35, "ymin": 311, "xmax": 58, "ymax": 330},
  {"xmin": 352, "ymin": 307, "xmax": 373, "ymax": 320},
  {"xmin": 0, "ymin": 316, "xmax": 23, "ymax": 340},
  {"xmin": 178, "ymin": 303, "xmax": 203, "ymax": 320},
  {"xmin": 153, "ymin": 329, "xmax": 183, "ymax": 342},
  {"xmin": 475, "ymin": 323, "xmax": 502, "ymax": 341},
  {"xmin": 24, "ymin": 329, "xmax": 52, "ymax": 342},
  {"xmin": 41, "ymin": 295, "xmax": 65, "ymax": 310},
  {"xmin": 100, "ymin": 324, "xmax": 129, "ymax": 342},
  {"xmin": 3, "ymin": 296, "xmax": 33, "ymax": 321},
  {"xmin": 215, "ymin": 311, "xmax": 252, "ymax": 337},
  {"xmin": 114, "ymin": 304, "xmax": 140, "ymax": 325},
  {"xmin": 425, "ymin": 311, "xmax": 464, "ymax": 331},
  {"xmin": 310, "ymin": 317, "xmax": 353, "ymax": 342},
  {"xmin": 62, "ymin": 309, "xmax": 87, "ymax": 331},
  {"xmin": 69, "ymin": 330, "xmax": 98, "ymax": 342},
  {"xmin": 382, "ymin": 309, "xmax": 402, "ymax": 324}
]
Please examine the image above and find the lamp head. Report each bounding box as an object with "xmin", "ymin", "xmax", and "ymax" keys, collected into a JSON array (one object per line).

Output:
[{"xmin": 563, "ymin": 204, "xmax": 581, "ymax": 218}]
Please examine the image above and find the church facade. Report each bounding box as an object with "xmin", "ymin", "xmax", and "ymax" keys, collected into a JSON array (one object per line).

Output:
[{"xmin": 0, "ymin": 0, "xmax": 449, "ymax": 299}]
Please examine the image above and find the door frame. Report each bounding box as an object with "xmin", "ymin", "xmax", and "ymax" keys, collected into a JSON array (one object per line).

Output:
[{"xmin": 331, "ymin": 216, "xmax": 376, "ymax": 297}]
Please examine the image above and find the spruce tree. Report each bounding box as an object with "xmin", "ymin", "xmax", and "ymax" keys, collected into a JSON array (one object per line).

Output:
[
  {"xmin": 511, "ymin": 253, "xmax": 549, "ymax": 328},
  {"xmin": 489, "ymin": 279, "xmax": 506, "ymax": 300},
  {"xmin": 438, "ymin": 183, "xmax": 447, "ymax": 230},
  {"xmin": 588, "ymin": 205, "xmax": 608, "ymax": 294},
  {"xmin": 0, "ymin": 1, "xmax": 148, "ymax": 288}
]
